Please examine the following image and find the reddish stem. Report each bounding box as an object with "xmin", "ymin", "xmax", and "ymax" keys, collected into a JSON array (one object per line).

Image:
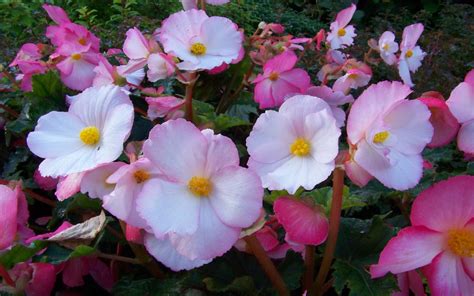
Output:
[
  {"xmin": 303, "ymin": 245, "xmax": 315, "ymax": 292},
  {"xmin": 0, "ymin": 264, "xmax": 15, "ymax": 287},
  {"xmin": 184, "ymin": 72, "xmax": 197, "ymax": 122}
]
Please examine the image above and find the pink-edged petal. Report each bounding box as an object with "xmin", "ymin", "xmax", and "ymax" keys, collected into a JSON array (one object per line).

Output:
[
  {"xmin": 81, "ymin": 162, "xmax": 126, "ymax": 199},
  {"xmin": 169, "ymin": 199, "xmax": 241, "ymax": 260},
  {"xmin": 122, "ymin": 28, "xmax": 150, "ymax": 60},
  {"xmin": 58, "ymin": 57, "xmax": 97, "ymax": 91},
  {"xmin": 274, "ymin": 197, "xmax": 328, "ymax": 245},
  {"xmin": 201, "ymin": 129, "xmax": 239, "ymax": 175},
  {"xmin": 465, "ymin": 69, "xmax": 474, "ymax": 86},
  {"xmin": 423, "ymin": 252, "xmax": 474, "ymax": 296},
  {"xmin": 263, "ymin": 50, "xmax": 297, "ymax": 74},
  {"xmin": 26, "ymin": 263, "xmax": 56, "ymax": 296},
  {"xmin": 143, "ymin": 119, "xmax": 207, "ymax": 182},
  {"xmin": 347, "ymin": 81, "xmax": 412, "ymax": 144},
  {"xmin": 209, "ymin": 166, "xmax": 263, "ymax": 228},
  {"xmin": 42, "ymin": 4, "xmax": 71, "ymax": 24},
  {"xmin": 0, "ymin": 185, "xmax": 18, "ymax": 250},
  {"xmin": 447, "ymin": 82, "xmax": 474, "ymax": 124},
  {"xmin": 125, "ymin": 224, "xmax": 144, "ymax": 244},
  {"xmin": 271, "ymin": 79, "xmax": 301, "ymax": 107},
  {"xmin": 25, "ymin": 221, "xmax": 73, "ymax": 244},
  {"xmin": 344, "ymin": 158, "xmax": 373, "ymax": 187},
  {"xmin": 458, "ymin": 120, "xmax": 474, "ymax": 154},
  {"xmin": 401, "ymin": 23, "xmax": 424, "ymax": 51},
  {"xmin": 246, "ymin": 110, "xmax": 295, "ymax": 163},
  {"xmin": 305, "ymin": 110, "xmax": 341, "ymax": 163},
  {"xmin": 370, "ymin": 226, "xmax": 444, "ymax": 278},
  {"xmin": 254, "ymin": 79, "xmax": 276, "ymax": 109},
  {"xmin": 411, "ymin": 175, "xmax": 474, "ymax": 232},
  {"xmin": 279, "ymin": 68, "xmax": 311, "ymax": 91},
  {"xmin": 144, "ymin": 233, "xmax": 211, "ymax": 271},
  {"xmin": 419, "ymin": 97, "xmax": 459, "ymax": 148},
  {"xmin": 136, "ymin": 179, "xmax": 200, "ymax": 236},
  {"xmin": 201, "ymin": 16, "xmax": 243, "ymax": 56},
  {"xmin": 62, "ymin": 258, "xmax": 87, "ymax": 287},
  {"xmin": 335, "ymin": 3, "xmax": 357, "ymax": 28},
  {"xmin": 398, "ymin": 60, "xmax": 414, "ymax": 87},
  {"xmin": 55, "ymin": 172, "xmax": 85, "ymax": 201},
  {"xmin": 355, "ymin": 140, "xmax": 423, "ymax": 190},
  {"xmin": 86, "ymin": 257, "xmax": 114, "ymax": 292},
  {"xmin": 384, "ymin": 100, "xmax": 433, "ymax": 154}
]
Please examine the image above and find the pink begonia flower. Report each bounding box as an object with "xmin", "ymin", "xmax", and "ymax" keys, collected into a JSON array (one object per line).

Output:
[
  {"xmin": 103, "ymin": 158, "xmax": 163, "ymax": 228},
  {"xmin": 136, "ymin": 119, "xmax": 263, "ymax": 270},
  {"xmin": 80, "ymin": 162, "xmax": 126, "ymax": 199},
  {"xmin": 33, "ymin": 168, "xmax": 58, "ymax": 191},
  {"xmin": 398, "ymin": 23, "xmax": 426, "ymax": 87},
  {"xmin": 146, "ymin": 96, "xmax": 185, "ymax": 120},
  {"xmin": 180, "ymin": 0, "xmax": 230, "ymax": 10},
  {"xmin": 59, "ymin": 257, "xmax": 114, "ymax": 291},
  {"xmin": 346, "ymin": 81, "xmax": 433, "ymax": 190},
  {"xmin": 9, "ymin": 43, "xmax": 48, "ymax": 92},
  {"xmin": 160, "ymin": 9, "xmax": 243, "ymax": 71},
  {"xmin": 344, "ymin": 153, "xmax": 374, "ymax": 187},
  {"xmin": 274, "ymin": 197, "xmax": 329, "ymax": 246},
  {"xmin": 0, "ymin": 184, "xmax": 33, "ymax": 251},
  {"xmin": 447, "ymin": 69, "xmax": 474, "ymax": 155},
  {"xmin": 125, "ymin": 224, "xmax": 144, "ymax": 245},
  {"xmin": 393, "ymin": 271, "xmax": 426, "ymax": 296},
  {"xmin": 56, "ymin": 51, "xmax": 100, "ymax": 91},
  {"xmin": 306, "ymin": 85, "xmax": 354, "ymax": 127},
  {"xmin": 0, "ymin": 262, "xmax": 56, "ymax": 296},
  {"xmin": 371, "ymin": 175, "xmax": 474, "ymax": 295},
  {"xmin": 247, "ymin": 95, "xmax": 340, "ymax": 194},
  {"xmin": 378, "ymin": 31, "xmax": 399, "ymax": 66},
  {"xmin": 252, "ymin": 50, "xmax": 311, "ymax": 109},
  {"xmin": 93, "ymin": 56, "xmax": 145, "ymax": 87},
  {"xmin": 55, "ymin": 172, "xmax": 86, "ymax": 201},
  {"xmin": 333, "ymin": 64, "xmax": 372, "ymax": 94},
  {"xmin": 418, "ymin": 94, "xmax": 459, "ymax": 148},
  {"xmin": 117, "ymin": 28, "xmax": 175, "ymax": 82},
  {"xmin": 27, "ymin": 85, "xmax": 134, "ymax": 177},
  {"xmin": 314, "ymin": 29, "xmax": 326, "ymax": 51},
  {"xmin": 326, "ymin": 4, "xmax": 357, "ymax": 49}
]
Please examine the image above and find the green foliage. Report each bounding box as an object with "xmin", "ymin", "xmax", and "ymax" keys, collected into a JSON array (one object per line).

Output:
[
  {"xmin": 35, "ymin": 244, "xmax": 96, "ymax": 264},
  {"xmin": 0, "ymin": 241, "xmax": 47, "ymax": 269}
]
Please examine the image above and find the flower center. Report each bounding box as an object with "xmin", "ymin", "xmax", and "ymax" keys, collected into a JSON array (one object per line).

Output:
[
  {"xmin": 188, "ymin": 176, "xmax": 212, "ymax": 197},
  {"xmin": 447, "ymin": 229, "xmax": 474, "ymax": 257},
  {"xmin": 71, "ymin": 53, "xmax": 82, "ymax": 60},
  {"xmin": 79, "ymin": 126, "xmax": 100, "ymax": 145},
  {"xmin": 133, "ymin": 170, "xmax": 150, "ymax": 184},
  {"xmin": 290, "ymin": 138, "xmax": 311, "ymax": 157},
  {"xmin": 337, "ymin": 28, "xmax": 346, "ymax": 37},
  {"xmin": 348, "ymin": 73, "xmax": 358, "ymax": 79},
  {"xmin": 190, "ymin": 42, "xmax": 206, "ymax": 56},
  {"xmin": 269, "ymin": 72, "xmax": 279, "ymax": 81},
  {"xmin": 78, "ymin": 38, "xmax": 87, "ymax": 45},
  {"xmin": 405, "ymin": 50, "xmax": 413, "ymax": 58},
  {"xmin": 373, "ymin": 131, "xmax": 389, "ymax": 144},
  {"xmin": 382, "ymin": 43, "xmax": 389, "ymax": 51}
]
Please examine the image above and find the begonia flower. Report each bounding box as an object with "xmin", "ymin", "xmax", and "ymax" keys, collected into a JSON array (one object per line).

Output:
[
  {"xmin": 160, "ymin": 9, "xmax": 243, "ymax": 71},
  {"xmin": 346, "ymin": 81, "xmax": 433, "ymax": 190},
  {"xmin": 418, "ymin": 93, "xmax": 459, "ymax": 148},
  {"xmin": 136, "ymin": 119, "xmax": 263, "ymax": 270},
  {"xmin": 33, "ymin": 168, "xmax": 58, "ymax": 191},
  {"xmin": 398, "ymin": 24, "xmax": 426, "ymax": 87},
  {"xmin": 306, "ymin": 85, "xmax": 354, "ymax": 127},
  {"xmin": 446, "ymin": 69, "xmax": 474, "ymax": 155},
  {"xmin": 371, "ymin": 175, "xmax": 474, "ymax": 295},
  {"xmin": 274, "ymin": 196, "xmax": 329, "ymax": 246},
  {"xmin": 9, "ymin": 43, "xmax": 47, "ymax": 92},
  {"xmin": 80, "ymin": 162, "xmax": 126, "ymax": 199},
  {"xmin": 0, "ymin": 262, "xmax": 56, "ymax": 296},
  {"xmin": 333, "ymin": 62, "xmax": 372, "ymax": 94},
  {"xmin": 378, "ymin": 31, "xmax": 399, "ymax": 66},
  {"xmin": 145, "ymin": 96, "xmax": 185, "ymax": 120},
  {"xmin": 247, "ymin": 95, "xmax": 340, "ymax": 194},
  {"xmin": 27, "ymin": 85, "xmax": 134, "ymax": 177},
  {"xmin": 252, "ymin": 50, "xmax": 311, "ymax": 109},
  {"xmin": 93, "ymin": 56, "xmax": 145, "ymax": 87},
  {"xmin": 326, "ymin": 4, "xmax": 357, "ymax": 49}
]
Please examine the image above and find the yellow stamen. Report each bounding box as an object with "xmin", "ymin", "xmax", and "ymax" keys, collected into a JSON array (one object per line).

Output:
[
  {"xmin": 71, "ymin": 53, "xmax": 82, "ymax": 60},
  {"xmin": 188, "ymin": 176, "xmax": 212, "ymax": 197},
  {"xmin": 133, "ymin": 170, "xmax": 150, "ymax": 184},
  {"xmin": 447, "ymin": 229, "xmax": 474, "ymax": 257},
  {"xmin": 190, "ymin": 42, "xmax": 206, "ymax": 56},
  {"xmin": 348, "ymin": 73, "xmax": 358, "ymax": 79},
  {"xmin": 269, "ymin": 72, "xmax": 279, "ymax": 81},
  {"xmin": 337, "ymin": 28, "xmax": 346, "ymax": 37},
  {"xmin": 78, "ymin": 38, "xmax": 87, "ymax": 45},
  {"xmin": 373, "ymin": 131, "xmax": 389, "ymax": 144},
  {"xmin": 405, "ymin": 50, "xmax": 413, "ymax": 58},
  {"xmin": 79, "ymin": 126, "xmax": 100, "ymax": 146},
  {"xmin": 382, "ymin": 43, "xmax": 389, "ymax": 51},
  {"xmin": 290, "ymin": 138, "xmax": 311, "ymax": 157}
]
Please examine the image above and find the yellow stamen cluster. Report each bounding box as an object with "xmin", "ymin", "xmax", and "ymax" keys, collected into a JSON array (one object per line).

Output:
[
  {"xmin": 79, "ymin": 126, "xmax": 100, "ymax": 146},
  {"xmin": 337, "ymin": 28, "xmax": 346, "ymax": 37},
  {"xmin": 78, "ymin": 38, "xmax": 87, "ymax": 45},
  {"xmin": 269, "ymin": 72, "xmax": 280, "ymax": 81},
  {"xmin": 71, "ymin": 53, "xmax": 82, "ymax": 60},
  {"xmin": 133, "ymin": 170, "xmax": 150, "ymax": 184},
  {"xmin": 373, "ymin": 131, "xmax": 389, "ymax": 144},
  {"xmin": 188, "ymin": 176, "xmax": 212, "ymax": 197},
  {"xmin": 405, "ymin": 50, "xmax": 413, "ymax": 58},
  {"xmin": 190, "ymin": 42, "xmax": 206, "ymax": 56},
  {"xmin": 382, "ymin": 43, "xmax": 390, "ymax": 51},
  {"xmin": 447, "ymin": 229, "xmax": 474, "ymax": 257},
  {"xmin": 290, "ymin": 138, "xmax": 311, "ymax": 157}
]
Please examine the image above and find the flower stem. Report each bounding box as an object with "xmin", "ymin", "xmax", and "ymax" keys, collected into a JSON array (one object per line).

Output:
[
  {"xmin": 303, "ymin": 245, "xmax": 315, "ymax": 292},
  {"xmin": 184, "ymin": 72, "xmax": 197, "ymax": 122},
  {"xmin": 244, "ymin": 234, "xmax": 289, "ymax": 296},
  {"xmin": 96, "ymin": 252, "xmax": 141, "ymax": 265},
  {"xmin": 309, "ymin": 168, "xmax": 345, "ymax": 296}
]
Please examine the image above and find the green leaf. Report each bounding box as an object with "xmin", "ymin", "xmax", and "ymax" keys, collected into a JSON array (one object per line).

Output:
[
  {"xmin": 0, "ymin": 241, "xmax": 47, "ymax": 269},
  {"xmin": 278, "ymin": 251, "xmax": 304, "ymax": 291},
  {"xmin": 203, "ymin": 276, "xmax": 255, "ymax": 294},
  {"xmin": 303, "ymin": 186, "xmax": 366, "ymax": 215},
  {"xmin": 36, "ymin": 244, "xmax": 96, "ymax": 264},
  {"xmin": 332, "ymin": 260, "xmax": 398, "ymax": 296}
]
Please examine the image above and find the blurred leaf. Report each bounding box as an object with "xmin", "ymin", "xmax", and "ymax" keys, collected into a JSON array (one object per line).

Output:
[
  {"xmin": 278, "ymin": 251, "xmax": 304, "ymax": 291},
  {"xmin": 0, "ymin": 241, "xmax": 46, "ymax": 269},
  {"xmin": 36, "ymin": 244, "xmax": 95, "ymax": 264},
  {"xmin": 203, "ymin": 276, "xmax": 255, "ymax": 294}
]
